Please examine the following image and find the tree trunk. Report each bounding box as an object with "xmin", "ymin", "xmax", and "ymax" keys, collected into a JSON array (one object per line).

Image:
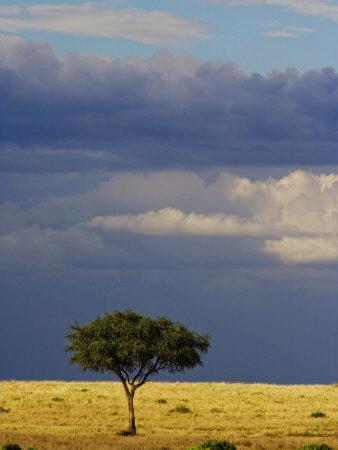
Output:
[{"xmin": 126, "ymin": 390, "xmax": 136, "ymax": 434}]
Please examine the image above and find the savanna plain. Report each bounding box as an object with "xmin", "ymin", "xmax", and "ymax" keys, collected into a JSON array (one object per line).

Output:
[{"xmin": 0, "ymin": 381, "xmax": 337, "ymax": 449}]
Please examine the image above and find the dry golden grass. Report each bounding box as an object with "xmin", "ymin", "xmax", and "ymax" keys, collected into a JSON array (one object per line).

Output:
[{"xmin": 0, "ymin": 381, "xmax": 337, "ymax": 449}]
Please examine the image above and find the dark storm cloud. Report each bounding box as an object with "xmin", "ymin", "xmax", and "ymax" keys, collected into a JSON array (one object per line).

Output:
[{"xmin": 1, "ymin": 34, "xmax": 338, "ymax": 171}]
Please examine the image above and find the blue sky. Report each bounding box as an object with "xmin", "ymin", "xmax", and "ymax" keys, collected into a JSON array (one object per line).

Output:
[{"xmin": 1, "ymin": 1, "xmax": 338, "ymax": 384}]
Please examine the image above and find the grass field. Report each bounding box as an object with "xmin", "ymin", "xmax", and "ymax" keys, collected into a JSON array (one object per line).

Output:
[{"xmin": 0, "ymin": 381, "xmax": 337, "ymax": 449}]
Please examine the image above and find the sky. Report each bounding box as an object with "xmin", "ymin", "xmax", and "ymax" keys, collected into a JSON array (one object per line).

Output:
[{"xmin": 1, "ymin": 0, "xmax": 338, "ymax": 384}]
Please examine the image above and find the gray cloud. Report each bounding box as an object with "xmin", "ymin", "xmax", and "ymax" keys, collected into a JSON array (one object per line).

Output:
[{"xmin": 1, "ymin": 34, "xmax": 338, "ymax": 171}]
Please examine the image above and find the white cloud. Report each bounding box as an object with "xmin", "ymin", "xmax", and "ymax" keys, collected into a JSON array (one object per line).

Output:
[
  {"xmin": 261, "ymin": 22, "xmax": 315, "ymax": 37},
  {"xmin": 286, "ymin": 25, "xmax": 315, "ymax": 32},
  {"xmin": 89, "ymin": 207, "xmax": 268, "ymax": 236},
  {"xmin": 212, "ymin": 0, "xmax": 338, "ymax": 22},
  {"xmin": 263, "ymin": 236, "xmax": 338, "ymax": 263},
  {"xmin": 230, "ymin": 171, "xmax": 338, "ymax": 234},
  {"xmin": 262, "ymin": 30, "xmax": 298, "ymax": 37},
  {"xmin": 88, "ymin": 170, "xmax": 338, "ymax": 263},
  {"xmin": 0, "ymin": 3, "xmax": 210, "ymax": 45},
  {"xmin": 88, "ymin": 170, "xmax": 338, "ymax": 235}
]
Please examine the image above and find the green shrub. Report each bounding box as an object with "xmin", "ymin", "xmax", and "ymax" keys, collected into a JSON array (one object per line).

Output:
[
  {"xmin": 188, "ymin": 440, "xmax": 237, "ymax": 450},
  {"xmin": 51, "ymin": 397, "xmax": 63, "ymax": 402},
  {"xmin": 0, "ymin": 406, "xmax": 10, "ymax": 413},
  {"xmin": 27, "ymin": 447, "xmax": 38, "ymax": 450},
  {"xmin": 298, "ymin": 445, "xmax": 334, "ymax": 450},
  {"xmin": 116, "ymin": 429, "xmax": 135, "ymax": 436},
  {"xmin": 310, "ymin": 411, "xmax": 326, "ymax": 418},
  {"xmin": 156, "ymin": 398, "xmax": 167, "ymax": 404},
  {"xmin": 0, "ymin": 444, "xmax": 22, "ymax": 450},
  {"xmin": 169, "ymin": 405, "xmax": 191, "ymax": 413}
]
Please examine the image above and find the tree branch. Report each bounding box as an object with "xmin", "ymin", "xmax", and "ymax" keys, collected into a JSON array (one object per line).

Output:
[
  {"xmin": 131, "ymin": 362, "xmax": 145, "ymax": 384},
  {"xmin": 135, "ymin": 357, "xmax": 162, "ymax": 390},
  {"xmin": 121, "ymin": 367, "xmax": 130, "ymax": 384}
]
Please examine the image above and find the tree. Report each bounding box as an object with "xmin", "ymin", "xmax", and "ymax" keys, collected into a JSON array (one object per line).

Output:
[{"xmin": 65, "ymin": 310, "xmax": 210, "ymax": 434}]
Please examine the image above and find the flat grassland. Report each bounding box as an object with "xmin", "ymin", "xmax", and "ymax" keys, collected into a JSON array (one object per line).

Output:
[{"xmin": 0, "ymin": 381, "xmax": 337, "ymax": 449}]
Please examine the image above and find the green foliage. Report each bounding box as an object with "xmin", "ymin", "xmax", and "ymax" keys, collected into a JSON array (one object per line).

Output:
[
  {"xmin": 80, "ymin": 388, "xmax": 88, "ymax": 392},
  {"xmin": 27, "ymin": 447, "xmax": 38, "ymax": 450},
  {"xmin": 116, "ymin": 429, "xmax": 136, "ymax": 436},
  {"xmin": 156, "ymin": 398, "xmax": 167, "ymax": 404},
  {"xmin": 170, "ymin": 405, "xmax": 191, "ymax": 413},
  {"xmin": 0, "ymin": 406, "xmax": 10, "ymax": 413},
  {"xmin": 0, "ymin": 444, "xmax": 22, "ymax": 450},
  {"xmin": 65, "ymin": 310, "xmax": 210, "ymax": 383},
  {"xmin": 298, "ymin": 445, "xmax": 334, "ymax": 450},
  {"xmin": 310, "ymin": 411, "xmax": 326, "ymax": 418},
  {"xmin": 51, "ymin": 397, "xmax": 63, "ymax": 402},
  {"xmin": 188, "ymin": 439, "xmax": 237, "ymax": 450}
]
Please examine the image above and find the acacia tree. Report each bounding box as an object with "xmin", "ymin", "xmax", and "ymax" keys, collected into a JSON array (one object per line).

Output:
[{"xmin": 65, "ymin": 310, "xmax": 210, "ymax": 434}]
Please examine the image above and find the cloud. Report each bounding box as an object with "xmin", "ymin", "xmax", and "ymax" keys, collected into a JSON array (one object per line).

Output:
[
  {"xmin": 88, "ymin": 170, "xmax": 338, "ymax": 239},
  {"xmin": 86, "ymin": 170, "xmax": 338, "ymax": 264},
  {"xmin": 261, "ymin": 22, "xmax": 315, "ymax": 38},
  {"xmin": 262, "ymin": 30, "xmax": 300, "ymax": 38},
  {"xmin": 216, "ymin": 0, "xmax": 338, "ymax": 22},
  {"xmin": 226, "ymin": 170, "xmax": 338, "ymax": 236},
  {"xmin": 0, "ymin": 169, "xmax": 331, "ymax": 266},
  {"xmin": 1, "ymin": 34, "xmax": 338, "ymax": 171},
  {"xmin": 89, "ymin": 207, "xmax": 268, "ymax": 236},
  {"xmin": 0, "ymin": 6, "xmax": 20, "ymax": 16},
  {"xmin": 1, "ymin": 168, "xmax": 338, "ymax": 265},
  {"xmin": 0, "ymin": 222, "xmax": 123, "ymax": 268},
  {"xmin": 0, "ymin": 4, "xmax": 210, "ymax": 45},
  {"xmin": 264, "ymin": 236, "xmax": 338, "ymax": 263}
]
